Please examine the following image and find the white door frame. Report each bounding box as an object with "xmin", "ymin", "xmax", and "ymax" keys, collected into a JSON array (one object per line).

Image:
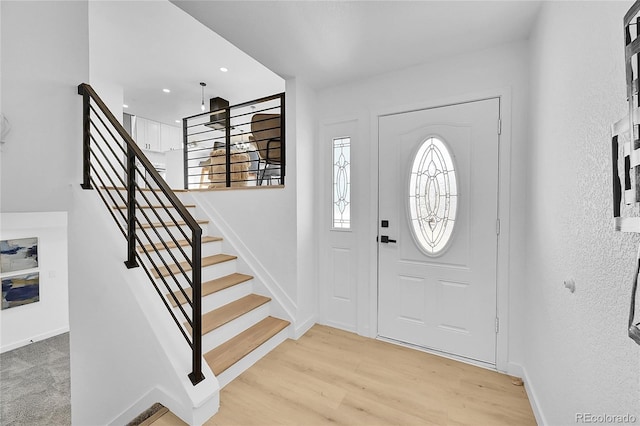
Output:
[{"xmin": 368, "ymin": 88, "xmax": 513, "ymax": 372}]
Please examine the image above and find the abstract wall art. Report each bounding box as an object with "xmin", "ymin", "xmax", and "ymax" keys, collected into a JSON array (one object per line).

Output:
[
  {"xmin": 1, "ymin": 272, "xmax": 39, "ymax": 310},
  {"xmin": 0, "ymin": 237, "xmax": 38, "ymax": 274}
]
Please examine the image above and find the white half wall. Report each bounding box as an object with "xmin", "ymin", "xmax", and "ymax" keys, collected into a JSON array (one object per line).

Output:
[
  {"xmin": 527, "ymin": 2, "xmax": 639, "ymax": 424},
  {"xmin": 315, "ymin": 41, "xmax": 530, "ymax": 373},
  {"xmin": 0, "ymin": 0, "xmax": 88, "ymax": 213},
  {"xmin": 68, "ymin": 188, "xmax": 218, "ymax": 426},
  {"xmin": 190, "ymin": 78, "xmax": 318, "ymax": 333},
  {"xmin": 0, "ymin": 212, "xmax": 69, "ymax": 353}
]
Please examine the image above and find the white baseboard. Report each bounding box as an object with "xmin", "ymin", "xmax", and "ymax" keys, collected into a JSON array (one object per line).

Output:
[
  {"xmin": 0, "ymin": 326, "xmax": 69, "ymax": 354},
  {"xmin": 507, "ymin": 361, "xmax": 524, "ymax": 378},
  {"xmin": 192, "ymin": 194, "xmax": 296, "ymax": 323},
  {"xmin": 294, "ymin": 314, "xmax": 317, "ymax": 339},
  {"xmin": 107, "ymin": 386, "xmax": 219, "ymax": 426},
  {"xmin": 514, "ymin": 362, "xmax": 547, "ymax": 426}
]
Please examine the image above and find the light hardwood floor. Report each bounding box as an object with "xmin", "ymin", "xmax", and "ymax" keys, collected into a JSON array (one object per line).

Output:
[{"xmin": 152, "ymin": 325, "xmax": 536, "ymax": 426}]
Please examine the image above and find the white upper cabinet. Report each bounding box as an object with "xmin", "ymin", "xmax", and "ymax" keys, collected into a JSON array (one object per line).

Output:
[
  {"xmin": 161, "ymin": 123, "xmax": 183, "ymax": 151},
  {"xmin": 133, "ymin": 116, "xmax": 181, "ymax": 152}
]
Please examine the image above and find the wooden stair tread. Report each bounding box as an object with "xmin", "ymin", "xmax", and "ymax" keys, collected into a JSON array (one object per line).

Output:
[
  {"xmin": 204, "ymin": 316, "xmax": 290, "ymax": 375},
  {"xmin": 113, "ymin": 204, "xmax": 196, "ymax": 209},
  {"xmin": 152, "ymin": 254, "xmax": 237, "ymax": 278},
  {"xmin": 139, "ymin": 236, "xmax": 221, "ymax": 254},
  {"xmin": 187, "ymin": 294, "xmax": 271, "ymax": 335},
  {"xmin": 169, "ymin": 273, "xmax": 253, "ymax": 307},
  {"xmin": 140, "ymin": 219, "xmax": 208, "ymax": 229}
]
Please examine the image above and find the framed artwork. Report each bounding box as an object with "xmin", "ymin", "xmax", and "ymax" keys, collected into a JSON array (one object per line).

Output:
[
  {"xmin": 0, "ymin": 237, "xmax": 38, "ymax": 274},
  {"xmin": 1, "ymin": 272, "xmax": 39, "ymax": 310}
]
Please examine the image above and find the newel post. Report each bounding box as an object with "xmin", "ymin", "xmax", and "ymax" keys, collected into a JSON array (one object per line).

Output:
[
  {"xmin": 79, "ymin": 84, "xmax": 92, "ymax": 190},
  {"xmin": 124, "ymin": 143, "xmax": 139, "ymax": 269}
]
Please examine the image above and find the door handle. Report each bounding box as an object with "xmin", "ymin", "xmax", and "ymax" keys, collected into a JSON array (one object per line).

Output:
[{"xmin": 379, "ymin": 235, "xmax": 397, "ymax": 244}]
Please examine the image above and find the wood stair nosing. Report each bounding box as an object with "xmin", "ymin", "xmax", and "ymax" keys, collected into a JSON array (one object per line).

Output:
[
  {"xmin": 169, "ymin": 272, "xmax": 253, "ymax": 307},
  {"xmin": 185, "ymin": 294, "xmax": 271, "ymax": 336},
  {"xmin": 139, "ymin": 235, "xmax": 222, "ymax": 254},
  {"xmin": 151, "ymin": 253, "xmax": 237, "ymax": 278},
  {"xmin": 204, "ymin": 316, "xmax": 290, "ymax": 376}
]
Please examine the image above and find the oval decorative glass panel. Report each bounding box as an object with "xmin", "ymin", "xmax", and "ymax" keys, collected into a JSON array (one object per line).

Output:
[{"xmin": 408, "ymin": 137, "xmax": 458, "ymax": 256}]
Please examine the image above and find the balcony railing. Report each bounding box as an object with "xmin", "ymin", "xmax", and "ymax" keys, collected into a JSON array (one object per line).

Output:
[{"xmin": 183, "ymin": 93, "xmax": 285, "ymax": 190}]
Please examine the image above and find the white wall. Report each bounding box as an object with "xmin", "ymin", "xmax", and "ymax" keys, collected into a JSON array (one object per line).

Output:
[
  {"xmin": 190, "ymin": 78, "xmax": 319, "ymax": 333},
  {"xmin": 315, "ymin": 41, "xmax": 530, "ymax": 372},
  {"xmin": 293, "ymin": 79, "xmax": 318, "ymax": 333},
  {"xmin": 0, "ymin": 0, "xmax": 88, "ymax": 213},
  {"xmin": 527, "ymin": 2, "xmax": 640, "ymax": 424},
  {"xmin": 0, "ymin": 212, "xmax": 69, "ymax": 353},
  {"xmin": 68, "ymin": 187, "xmax": 218, "ymax": 426}
]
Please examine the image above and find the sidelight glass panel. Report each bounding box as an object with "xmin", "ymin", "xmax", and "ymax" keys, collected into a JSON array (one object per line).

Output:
[
  {"xmin": 332, "ymin": 137, "xmax": 351, "ymax": 229},
  {"xmin": 409, "ymin": 137, "xmax": 457, "ymax": 255}
]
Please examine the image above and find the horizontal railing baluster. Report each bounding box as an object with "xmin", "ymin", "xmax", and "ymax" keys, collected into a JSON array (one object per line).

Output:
[
  {"xmin": 184, "ymin": 91, "xmax": 284, "ymax": 190},
  {"xmin": 78, "ymin": 83, "xmax": 204, "ymax": 386}
]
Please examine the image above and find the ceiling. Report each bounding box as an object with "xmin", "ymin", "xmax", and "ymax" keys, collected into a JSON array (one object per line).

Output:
[
  {"xmin": 89, "ymin": 1, "xmax": 284, "ymax": 126},
  {"xmin": 171, "ymin": 0, "xmax": 543, "ymax": 90}
]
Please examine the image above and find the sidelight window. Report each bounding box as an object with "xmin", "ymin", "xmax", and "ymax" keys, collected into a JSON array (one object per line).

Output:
[{"xmin": 332, "ymin": 137, "xmax": 351, "ymax": 229}]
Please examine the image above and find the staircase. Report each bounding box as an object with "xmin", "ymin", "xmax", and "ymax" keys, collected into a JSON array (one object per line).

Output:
[
  {"xmin": 111, "ymin": 186, "xmax": 291, "ymax": 388},
  {"xmin": 77, "ymin": 83, "xmax": 293, "ymax": 423}
]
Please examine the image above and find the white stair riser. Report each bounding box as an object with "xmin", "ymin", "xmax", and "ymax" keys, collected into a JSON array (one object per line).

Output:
[
  {"xmin": 130, "ymin": 207, "xmax": 197, "ymax": 224},
  {"xmin": 151, "ymin": 259, "xmax": 238, "ymax": 292},
  {"xmin": 169, "ymin": 280, "xmax": 253, "ymax": 322},
  {"xmin": 104, "ymin": 189, "xmax": 175, "ymax": 206},
  {"xmin": 216, "ymin": 325, "xmax": 289, "ymax": 388},
  {"xmin": 202, "ymin": 303, "xmax": 270, "ymax": 354},
  {"xmin": 134, "ymin": 224, "xmax": 209, "ymax": 244},
  {"xmin": 141, "ymin": 241, "xmax": 222, "ymax": 266},
  {"xmin": 202, "ymin": 280, "xmax": 253, "ymax": 313}
]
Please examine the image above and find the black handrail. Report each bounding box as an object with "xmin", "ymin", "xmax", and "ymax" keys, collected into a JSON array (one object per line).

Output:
[{"xmin": 77, "ymin": 83, "xmax": 204, "ymax": 386}]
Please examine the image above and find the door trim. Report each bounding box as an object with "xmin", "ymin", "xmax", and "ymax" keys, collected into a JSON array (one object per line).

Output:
[{"xmin": 369, "ymin": 88, "xmax": 513, "ymax": 373}]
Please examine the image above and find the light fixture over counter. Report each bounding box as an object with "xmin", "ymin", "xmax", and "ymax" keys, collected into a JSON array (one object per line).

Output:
[{"xmin": 200, "ymin": 82, "xmax": 206, "ymax": 112}]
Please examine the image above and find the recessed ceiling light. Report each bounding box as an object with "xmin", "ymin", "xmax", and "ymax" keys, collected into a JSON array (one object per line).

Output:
[
  {"xmin": 123, "ymin": 104, "xmax": 129, "ymax": 108},
  {"xmin": 175, "ymin": 120, "xmax": 180, "ymax": 123},
  {"xmin": 163, "ymin": 88, "xmax": 171, "ymax": 93},
  {"xmin": 219, "ymin": 67, "xmax": 228, "ymax": 73}
]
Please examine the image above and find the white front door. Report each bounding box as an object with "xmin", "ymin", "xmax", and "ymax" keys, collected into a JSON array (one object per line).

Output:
[{"xmin": 377, "ymin": 99, "xmax": 500, "ymax": 365}]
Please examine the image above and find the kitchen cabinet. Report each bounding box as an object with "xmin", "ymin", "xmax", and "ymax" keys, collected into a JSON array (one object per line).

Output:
[
  {"xmin": 134, "ymin": 116, "xmax": 161, "ymax": 152},
  {"xmin": 161, "ymin": 123, "xmax": 183, "ymax": 151}
]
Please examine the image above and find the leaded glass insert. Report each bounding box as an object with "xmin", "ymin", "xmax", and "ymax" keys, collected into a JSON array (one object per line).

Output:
[
  {"xmin": 409, "ymin": 137, "xmax": 457, "ymax": 255},
  {"xmin": 333, "ymin": 137, "xmax": 351, "ymax": 229}
]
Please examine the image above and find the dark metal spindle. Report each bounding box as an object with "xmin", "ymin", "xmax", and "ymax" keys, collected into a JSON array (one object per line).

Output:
[{"xmin": 125, "ymin": 144, "xmax": 139, "ymax": 269}]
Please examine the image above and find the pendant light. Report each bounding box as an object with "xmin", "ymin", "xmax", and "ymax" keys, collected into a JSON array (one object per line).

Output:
[{"xmin": 200, "ymin": 82, "xmax": 206, "ymax": 112}]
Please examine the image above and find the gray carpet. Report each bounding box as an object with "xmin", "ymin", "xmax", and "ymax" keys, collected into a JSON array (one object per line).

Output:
[{"xmin": 0, "ymin": 333, "xmax": 71, "ymax": 426}]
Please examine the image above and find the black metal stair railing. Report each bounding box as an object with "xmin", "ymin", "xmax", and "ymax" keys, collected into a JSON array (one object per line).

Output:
[
  {"xmin": 77, "ymin": 83, "xmax": 204, "ymax": 385},
  {"xmin": 183, "ymin": 93, "xmax": 285, "ymax": 189}
]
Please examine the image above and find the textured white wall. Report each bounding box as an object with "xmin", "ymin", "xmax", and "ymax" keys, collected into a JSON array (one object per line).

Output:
[
  {"xmin": 315, "ymin": 41, "xmax": 530, "ymax": 369},
  {"xmin": 527, "ymin": 2, "xmax": 640, "ymax": 424},
  {"xmin": 0, "ymin": 0, "xmax": 87, "ymax": 212}
]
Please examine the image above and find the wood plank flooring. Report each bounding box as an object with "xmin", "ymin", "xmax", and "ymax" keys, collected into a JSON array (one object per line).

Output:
[{"xmin": 152, "ymin": 325, "xmax": 536, "ymax": 426}]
